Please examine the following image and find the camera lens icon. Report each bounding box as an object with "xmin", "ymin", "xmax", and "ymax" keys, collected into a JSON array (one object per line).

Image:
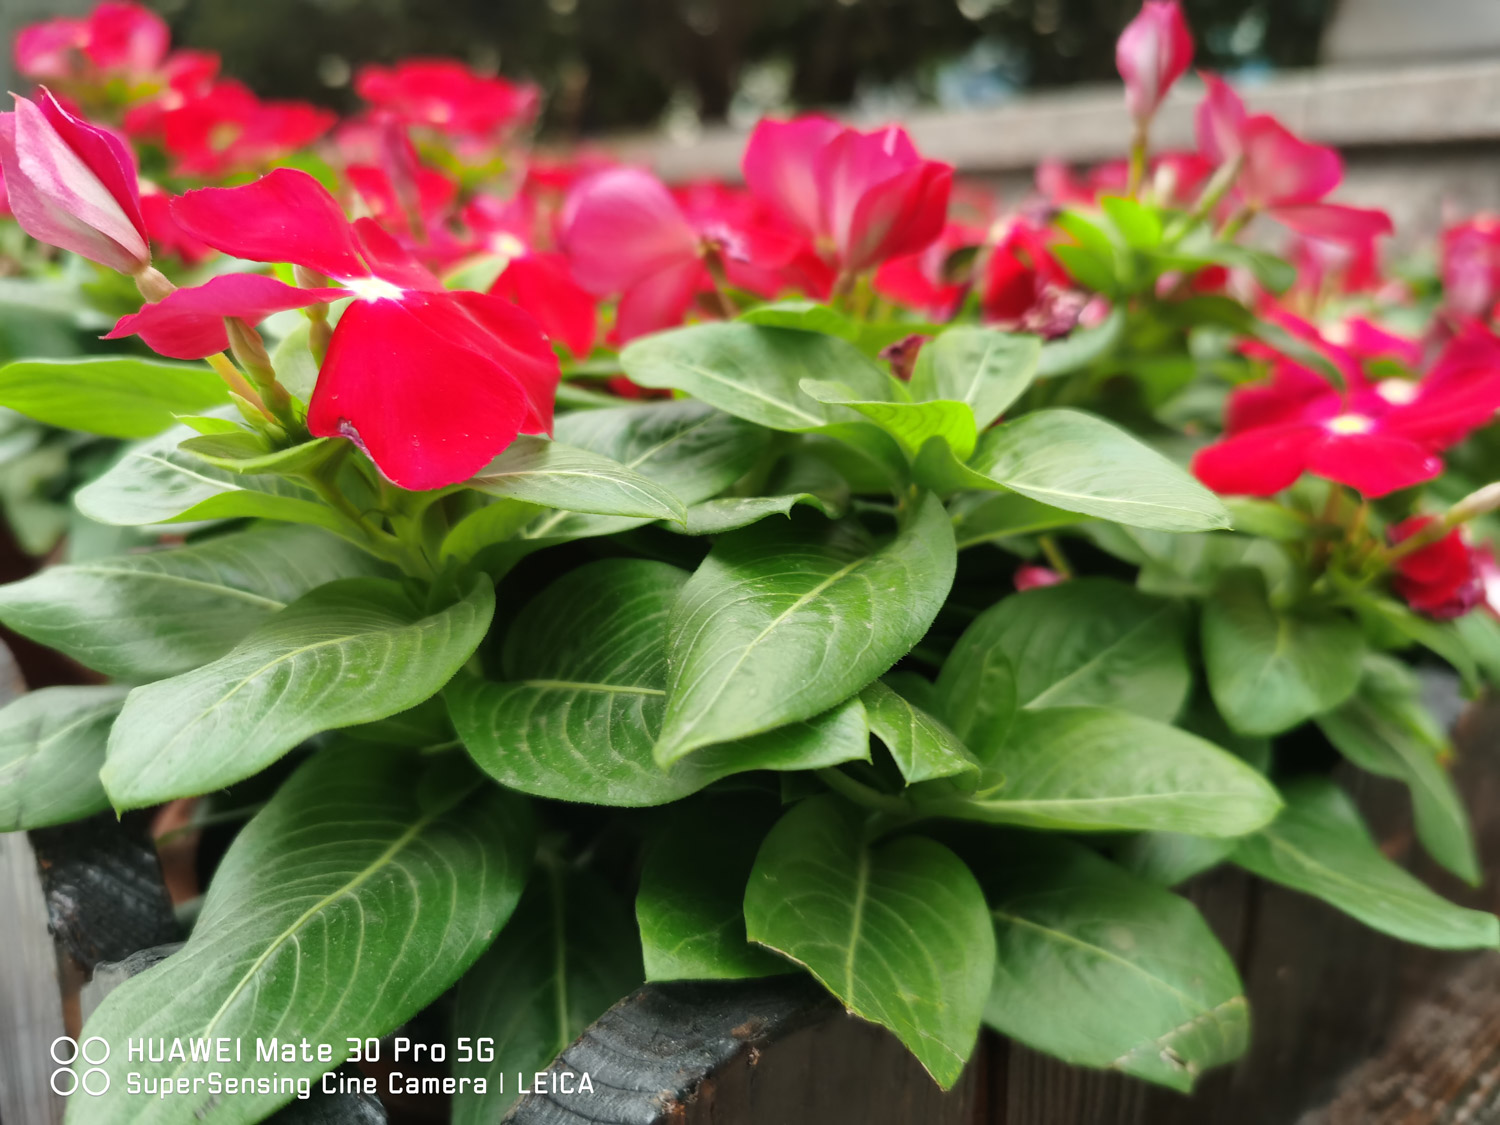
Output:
[{"xmin": 49, "ymin": 1036, "xmax": 110, "ymax": 1096}]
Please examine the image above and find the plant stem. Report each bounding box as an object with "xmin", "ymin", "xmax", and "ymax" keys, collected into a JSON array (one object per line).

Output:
[
  {"xmin": 1038, "ymin": 534, "xmax": 1074, "ymax": 577},
  {"xmin": 1127, "ymin": 123, "xmax": 1149, "ymax": 198},
  {"xmin": 816, "ymin": 767, "xmax": 909, "ymax": 815}
]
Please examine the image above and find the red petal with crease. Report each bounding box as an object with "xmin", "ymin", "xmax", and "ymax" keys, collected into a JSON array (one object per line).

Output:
[
  {"xmin": 1191, "ymin": 424, "xmax": 1315, "ymax": 496},
  {"xmin": 842, "ymin": 160, "xmax": 952, "ymax": 273},
  {"xmin": 615, "ymin": 258, "xmax": 706, "ymax": 343},
  {"xmin": 104, "ymin": 273, "xmax": 344, "ymax": 359},
  {"xmin": 1306, "ymin": 433, "xmax": 1441, "ymax": 497},
  {"xmin": 446, "ymin": 290, "xmax": 561, "ymax": 434},
  {"xmin": 489, "ymin": 253, "xmax": 598, "ymax": 360},
  {"xmin": 171, "ymin": 168, "xmax": 365, "ymax": 279}
]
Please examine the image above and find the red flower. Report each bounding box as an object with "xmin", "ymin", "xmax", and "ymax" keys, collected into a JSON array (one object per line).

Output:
[
  {"xmin": 354, "ymin": 59, "xmax": 540, "ymax": 140},
  {"xmin": 1194, "ymin": 327, "xmax": 1500, "ymax": 497},
  {"xmin": 14, "ymin": 2, "xmax": 169, "ymax": 86},
  {"xmin": 139, "ymin": 187, "xmax": 211, "ymax": 266},
  {"xmin": 1390, "ymin": 517, "xmax": 1483, "ymax": 620},
  {"xmin": 983, "ymin": 218, "xmax": 1070, "ymax": 323},
  {"xmin": 1282, "ymin": 204, "xmax": 1392, "ymax": 295},
  {"xmin": 143, "ymin": 79, "xmax": 334, "ymax": 177},
  {"xmin": 0, "ymin": 90, "xmax": 150, "ymax": 275},
  {"xmin": 743, "ymin": 117, "xmax": 952, "ymax": 276},
  {"xmin": 109, "ymin": 169, "xmax": 559, "ymax": 491},
  {"xmin": 874, "ymin": 221, "xmax": 985, "ymax": 319},
  {"xmin": 1116, "ymin": 1, "xmax": 1194, "ymax": 125}
]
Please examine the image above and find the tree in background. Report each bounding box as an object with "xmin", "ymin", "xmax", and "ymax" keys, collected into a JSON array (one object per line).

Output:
[{"xmin": 156, "ymin": 0, "xmax": 1330, "ymax": 136}]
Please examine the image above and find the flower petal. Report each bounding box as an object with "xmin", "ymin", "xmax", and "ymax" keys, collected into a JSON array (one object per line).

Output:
[
  {"xmin": 1305, "ymin": 432, "xmax": 1441, "ymax": 497},
  {"xmin": 489, "ymin": 252, "xmax": 598, "ymax": 361},
  {"xmin": 104, "ymin": 273, "xmax": 345, "ymax": 359},
  {"xmin": 1238, "ymin": 115, "xmax": 1342, "ymax": 210},
  {"xmin": 1191, "ymin": 424, "xmax": 1316, "ymax": 496},
  {"xmin": 1116, "ymin": 1, "xmax": 1194, "ymax": 123},
  {"xmin": 842, "ymin": 158, "xmax": 953, "ymax": 273},
  {"xmin": 308, "ymin": 294, "xmax": 548, "ymax": 491},
  {"xmin": 614, "ymin": 258, "xmax": 706, "ymax": 343},
  {"xmin": 742, "ymin": 116, "xmax": 842, "ymax": 239},
  {"xmin": 1195, "ymin": 71, "xmax": 1246, "ymax": 165},
  {"xmin": 561, "ymin": 167, "xmax": 699, "ymax": 295},
  {"xmin": 171, "ymin": 167, "xmax": 364, "ymax": 279}
]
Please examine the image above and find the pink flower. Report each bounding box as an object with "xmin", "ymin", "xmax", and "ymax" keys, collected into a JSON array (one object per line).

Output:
[
  {"xmin": 14, "ymin": 2, "xmax": 169, "ymax": 85},
  {"xmin": 743, "ymin": 117, "xmax": 952, "ymax": 276},
  {"xmin": 1442, "ymin": 216, "xmax": 1500, "ymax": 322},
  {"xmin": 1015, "ymin": 565, "xmax": 1065, "ymax": 592},
  {"xmin": 1279, "ymin": 203, "xmax": 1393, "ymax": 295},
  {"xmin": 1195, "ymin": 75, "xmax": 1344, "ymax": 216},
  {"xmin": 1390, "ymin": 517, "xmax": 1484, "ymax": 620},
  {"xmin": 0, "ymin": 90, "xmax": 149, "ymax": 274},
  {"xmin": 561, "ymin": 168, "xmax": 801, "ymax": 342},
  {"xmin": 1236, "ymin": 116, "xmax": 1343, "ymax": 211},
  {"xmin": 354, "ymin": 59, "xmax": 540, "ymax": 140},
  {"xmin": 1116, "ymin": 2, "xmax": 1194, "ymax": 125},
  {"xmin": 1194, "ymin": 327, "xmax": 1500, "ymax": 498},
  {"xmin": 108, "ymin": 169, "xmax": 559, "ymax": 491}
]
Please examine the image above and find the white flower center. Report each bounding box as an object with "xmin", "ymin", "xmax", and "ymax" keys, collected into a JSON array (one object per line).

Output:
[
  {"xmin": 1326, "ymin": 413, "xmax": 1375, "ymax": 435},
  {"xmin": 342, "ymin": 276, "xmax": 406, "ymax": 302},
  {"xmin": 489, "ymin": 233, "xmax": 527, "ymax": 260},
  {"xmin": 1322, "ymin": 321, "xmax": 1351, "ymax": 346},
  {"xmin": 1376, "ymin": 379, "xmax": 1420, "ymax": 406}
]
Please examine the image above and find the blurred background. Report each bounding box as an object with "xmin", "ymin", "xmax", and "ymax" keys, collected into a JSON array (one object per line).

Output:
[{"xmin": 3, "ymin": 0, "xmax": 1499, "ymax": 237}]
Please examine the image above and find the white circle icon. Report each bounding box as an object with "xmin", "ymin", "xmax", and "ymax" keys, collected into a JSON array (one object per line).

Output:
[
  {"xmin": 49, "ymin": 1067, "xmax": 78, "ymax": 1097},
  {"xmin": 48, "ymin": 1036, "xmax": 109, "ymax": 1095},
  {"xmin": 81, "ymin": 1068, "xmax": 111, "ymax": 1096},
  {"xmin": 81, "ymin": 1037, "xmax": 110, "ymax": 1064},
  {"xmin": 49, "ymin": 1036, "xmax": 78, "ymax": 1065}
]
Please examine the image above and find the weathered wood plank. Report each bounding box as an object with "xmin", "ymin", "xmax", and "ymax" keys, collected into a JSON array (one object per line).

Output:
[
  {"xmin": 505, "ymin": 976, "xmax": 978, "ymax": 1124},
  {"xmin": 0, "ymin": 831, "xmax": 67, "ymax": 1125}
]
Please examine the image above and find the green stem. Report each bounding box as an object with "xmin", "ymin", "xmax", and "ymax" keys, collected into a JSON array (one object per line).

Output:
[
  {"xmin": 1038, "ymin": 534, "xmax": 1074, "ymax": 578},
  {"xmin": 816, "ymin": 767, "xmax": 909, "ymax": 815},
  {"xmin": 1127, "ymin": 123, "xmax": 1149, "ymax": 199}
]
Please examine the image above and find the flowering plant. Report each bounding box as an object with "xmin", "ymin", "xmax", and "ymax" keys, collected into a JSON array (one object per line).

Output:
[{"xmin": 2, "ymin": 2, "xmax": 1499, "ymax": 1120}]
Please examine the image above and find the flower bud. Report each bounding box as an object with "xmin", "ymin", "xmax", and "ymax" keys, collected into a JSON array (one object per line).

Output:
[
  {"xmin": 1116, "ymin": 1, "xmax": 1194, "ymax": 126},
  {"xmin": 0, "ymin": 90, "xmax": 150, "ymax": 274}
]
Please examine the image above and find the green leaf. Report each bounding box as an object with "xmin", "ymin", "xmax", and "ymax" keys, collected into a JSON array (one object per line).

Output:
[
  {"xmin": 952, "ymin": 492, "xmax": 1085, "ymax": 548},
  {"xmin": 1100, "ymin": 195, "xmax": 1164, "ymax": 250},
  {"xmin": 743, "ymin": 796, "xmax": 995, "ymax": 1088},
  {"xmin": 655, "ymin": 492, "xmax": 956, "ymax": 764},
  {"xmin": 103, "ymin": 574, "xmax": 495, "ymax": 807},
  {"xmin": 930, "ymin": 706, "xmax": 1282, "ymax": 836},
  {"xmin": 739, "ymin": 299, "xmax": 860, "ymax": 341},
  {"xmin": 678, "ymin": 492, "xmax": 841, "ymax": 536},
  {"xmin": 178, "ymin": 432, "xmax": 343, "ymax": 476},
  {"xmin": 0, "ymin": 524, "xmax": 387, "ymax": 680},
  {"xmin": 934, "ymin": 579, "xmax": 1191, "ymax": 748},
  {"xmin": 448, "ymin": 559, "xmax": 870, "ymax": 806},
  {"xmin": 909, "ymin": 327, "xmax": 1041, "ymax": 429},
  {"xmin": 1116, "ymin": 832, "xmax": 1235, "ymax": 888},
  {"xmin": 860, "ymin": 678, "xmax": 978, "ymax": 784},
  {"xmin": 1036, "ymin": 306, "xmax": 1126, "ymax": 378},
  {"xmin": 0, "ymin": 685, "xmax": 130, "ymax": 830},
  {"xmin": 72, "ymin": 748, "xmax": 532, "ymax": 1125},
  {"xmin": 802, "ymin": 377, "xmax": 979, "ymax": 460},
  {"xmin": 1317, "ymin": 655, "xmax": 1478, "ymax": 884},
  {"xmin": 620, "ymin": 322, "xmax": 888, "ymax": 431},
  {"xmin": 270, "ymin": 322, "xmax": 319, "ymax": 401},
  {"xmin": 75, "ymin": 424, "xmax": 343, "ymax": 531},
  {"xmin": 1224, "ymin": 498, "xmax": 1308, "ymax": 540},
  {"xmin": 971, "ymin": 410, "xmax": 1229, "ymax": 532},
  {"xmin": 452, "ymin": 400, "xmax": 771, "ymax": 556},
  {"xmin": 636, "ymin": 796, "xmax": 791, "ymax": 981},
  {"xmin": 0, "ymin": 357, "xmax": 228, "ymax": 438},
  {"xmin": 470, "ymin": 436, "xmax": 685, "ymax": 522},
  {"xmin": 1233, "ymin": 778, "xmax": 1498, "ymax": 949},
  {"xmin": 451, "ymin": 870, "xmax": 641, "ymax": 1125},
  {"xmin": 1203, "ymin": 569, "xmax": 1365, "ymax": 736},
  {"xmin": 981, "ymin": 837, "xmax": 1246, "ymax": 1092}
]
